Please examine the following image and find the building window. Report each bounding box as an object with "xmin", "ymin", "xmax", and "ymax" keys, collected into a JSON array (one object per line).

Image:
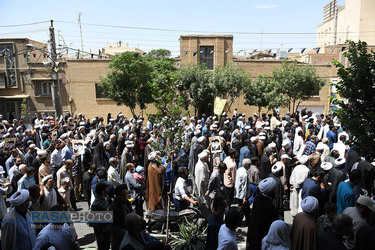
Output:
[
  {"xmin": 34, "ymin": 80, "xmax": 52, "ymax": 96},
  {"xmin": 199, "ymin": 46, "xmax": 214, "ymax": 70},
  {"xmin": 0, "ymin": 43, "xmax": 17, "ymax": 88},
  {"xmin": 0, "ymin": 73, "xmax": 6, "ymax": 89},
  {"xmin": 95, "ymin": 83, "xmax": 108, "ymax": 98}
]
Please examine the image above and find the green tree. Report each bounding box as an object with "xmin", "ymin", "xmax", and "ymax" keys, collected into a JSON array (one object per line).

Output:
[
  {"xmin": 99, "ymin": 51, "xmax": 153, "ymax": 117},
  {"xmin": 332, "ymin": 41, "xmax": 375, "ymax": 157},
  {"xmin": 99, "ymin": 49, "xmax": 180, "ymax": 117},
  {"xmin": 212, "ymin": 63, "xmax": 250, "ymax": 110},
  {"xmin": 145, "ymin": 49, "xmax": 187, "ymax": 114},
  {"xmin": 178, "ymin": 63, "xmax": 249, "ymax": 115},
  {"xmin": 243, "ymin": 74, "xmax": 286, "ymax": 115},
  {"xmin": 273, "ymin": 61, "xmax": 326, "ymax": 113},
  {"xmin": 178, "ymin": 64, "xmax": 215, "ymax": 116}
]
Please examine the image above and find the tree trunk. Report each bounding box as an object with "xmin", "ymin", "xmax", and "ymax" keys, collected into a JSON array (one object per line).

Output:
[
  {"xmin": 295, "ymin": 100, "xmax": 303, "ymax": 114},
  {"xmin": 130, "ymin": 109, "xmax": 136, "ymax": 119}
]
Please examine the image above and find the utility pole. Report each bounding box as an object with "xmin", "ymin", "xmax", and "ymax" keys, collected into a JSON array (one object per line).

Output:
[
  {"xmin": 79, "ymin": 13, "xmax": 84, "ymax": 58},
  {"xmin": 49, "ymin": 20, "xmax": 63, "ymax": 118}
]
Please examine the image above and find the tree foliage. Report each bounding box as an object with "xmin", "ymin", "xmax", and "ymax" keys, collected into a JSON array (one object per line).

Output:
[
  {"xmin": 178, "ymin": 63, "xmax": 250, "ymax": 115},
  {"xmin": 178, "ymin": 64, "xmax": 216, "ymax": 115},
  {"xmin": 99, "ymin": 51, "xmax": 153, "ymax": 117},
  {"xmin": 332, "ymin": 40, "xmax": 375, "ymax": 157},
  {"xmin": 212, "ymin": 63, "xmax": 251, "ymax": 110},
  {"xmin": 243, "ymin": 74, "xmax": 286, "ymax": 114},
  {"xmin": 273, "ymin": 61, "xmax": 326, "ymax": 113},
  {"xmin": 99, "ymin": 49, "xmax": 179, "ymax": 117}
]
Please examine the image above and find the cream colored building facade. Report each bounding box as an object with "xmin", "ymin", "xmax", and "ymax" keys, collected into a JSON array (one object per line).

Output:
[
  {"xmin": 1, "ymin": 35, "xmax": 334, "ymax": 121},
  {"xmin": 102, "ymin": 42, "xmax": 145, "ymax": 56},
  {"xmin": 317, "ymin": 0, "xmax": 375, "ymax": 49}
]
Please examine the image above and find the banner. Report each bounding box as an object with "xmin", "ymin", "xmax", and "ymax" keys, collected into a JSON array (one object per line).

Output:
[{"xmin": 214, "ymin": 97, "xmax": 227, "ymax": 116}]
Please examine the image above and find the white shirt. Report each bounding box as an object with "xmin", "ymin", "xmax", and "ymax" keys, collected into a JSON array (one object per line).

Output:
[
  {"xmin": 333, "ymin": 141, "xmax": 348, "ymax": 159},
  {"xmin": 50, "ymin": 149, "xmax": 62, "ymax": 169},
  {"xmin": 107, "ymin": 166, "xmax": 123, "ymax": 186},
  {"xmin": 174, "ymin": 177, "xmax": 188, "ymax": 201},
  {"xmin": 8, "ymin": 165, "xmax": 19, "ymax": 182},
  {"xmin": 323, "ymin": 124, "xmax": 330, "ymax": 139},
  {"xmin": 217, "ymin": 224, "xmax": 238, "ymax": 250},
  {"xmin": 293, "ymin": 135, "xmax": 304, "ymax": 155},
  {"xmin": 234, "ymin": 167, "xmax": 250, "ymax": 200}
]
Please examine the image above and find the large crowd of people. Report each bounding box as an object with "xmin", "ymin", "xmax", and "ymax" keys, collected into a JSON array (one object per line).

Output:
[{"xmin": 0, "ymin": 108, "xmax": 374, "ymax": 250}]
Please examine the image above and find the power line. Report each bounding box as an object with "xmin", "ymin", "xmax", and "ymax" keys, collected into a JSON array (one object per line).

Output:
[
  {"xmin": 0, "ymin": 20, "xmax": 50, "ymax": 28},
  {"xmin": 54, "ymin": 20, "xmax": 375, "ymax": 35},
  {"xmin": 0, "ymin": 29, "xmax": 48, "ymax": 36}
]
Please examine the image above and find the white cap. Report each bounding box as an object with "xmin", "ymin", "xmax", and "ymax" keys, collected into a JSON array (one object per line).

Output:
[
  {"xmin": 219, "ymin": 130, "xmax": 225, "ymax": 136},
  {"xmin": 321, "ymin": 162, "xmax": 333, "ymax": 171},
  {"xmin": 197, "ymin": 136, "xmax": 206, "ymax": 143},
  {"xmin": 268, "ymin": 142, "xmax": 276, "ymax": 148},
  {"xmin": 37, "ymin": 149, "xmax": 48, "ymax": 156},
  {"xmin": 272, "ymin": 163, "xmax": 283, "ymax": 174},
  {"xmin": 335, "ymin": 158, "xmax": 346, "ymax": 166},
  {"xmin": 281, "ymin": 154, "xmax": 291, "ymax": 160},
  {"xmin": 194, "ymin": 130, "xmax": 201, "ymax": 136},
  {"xmin": 198, "ymin": 151, "xmax": 208, "ymax": 159},
  {"xmin": 245, "ymin": 125, "xmax": 251, "ymax": 130},
  {"xmin": 299, "ymin": 155, "xmax": 309, "ymax": 165},
  {"xmin": 148, "ymin": 151, "xmax": 157, "ymax": 161}
]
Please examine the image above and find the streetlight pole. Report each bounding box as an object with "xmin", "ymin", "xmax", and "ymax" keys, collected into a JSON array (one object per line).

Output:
[{"xmin": 49, "ymin": 20, "xmax": 63, "ymax": 118}]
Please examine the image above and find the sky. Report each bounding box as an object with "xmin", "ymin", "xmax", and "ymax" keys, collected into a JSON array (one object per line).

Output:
[{"xmin": 0, "ymin": 0, "xmax": 346, "ymax": 56}]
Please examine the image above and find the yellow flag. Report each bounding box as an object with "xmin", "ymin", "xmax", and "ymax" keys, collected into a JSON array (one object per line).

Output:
[{"xmin": 214, "ymin": 97, "xmax": 227, "ymax": 116}]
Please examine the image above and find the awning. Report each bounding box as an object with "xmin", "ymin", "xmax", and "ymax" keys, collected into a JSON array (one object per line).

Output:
[
  {"xmin": 30, "ymin": 78, "xmax": 52, "ymax": 81},
  {"xmin": 0, "ymin": 95, "xmax": 30, "ymax": 99}
]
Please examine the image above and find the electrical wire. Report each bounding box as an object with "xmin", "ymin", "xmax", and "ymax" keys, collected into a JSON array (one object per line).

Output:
[
  {"xmin": 54, "ymin": 20, "xmax": 375, "ymax": 35},
  {"xmin": 0, "ymin": 21, "xmax": 50, "ymax": 28}
]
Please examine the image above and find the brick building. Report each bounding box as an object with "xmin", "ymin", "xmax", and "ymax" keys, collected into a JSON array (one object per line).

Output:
[{"xmin": 1, "ymin": 35, "xmax": 335, "ymax": 121}]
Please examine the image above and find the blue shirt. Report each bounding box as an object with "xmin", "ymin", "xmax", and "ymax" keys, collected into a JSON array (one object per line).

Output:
[
  {"xmin": 5, "ymin": 155, "xmax": 14, "ymax": 174},
  {"xmin": 176, "ymin": 149, "xmax": 189, "ymax": 169},
  {"xmin": 17, "ymin": 175, "xmax": 36, "ymax": 191},
  {"xmin": 327, "ymin": 130, "xmax": 337, "ymax": 149},
  {"xmin": 301, "ymin": 178, "xmax": 326, "ymax": 204},
  {"xmin": 304, "ymin": 140, "xmax": 316, "ymax": 155},
  {"xmin": 238, "ymin": 146, "xmax": 251, "ymax": 168},
  {"xmin": 202, "ymin": 126, "xmax": 208, "ymax": 136},
  {"xmin": 61, "ymin": 145, "xmax": 73, "ymax": 161},
  {"xmin": 336, "ymin": 182, "xmax": 355, "ymax": 214}
]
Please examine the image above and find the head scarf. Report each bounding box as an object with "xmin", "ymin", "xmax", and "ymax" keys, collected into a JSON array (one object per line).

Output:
[{"xmin": 261, "ymin": 220, "xmax": 292, "ymax": 250}]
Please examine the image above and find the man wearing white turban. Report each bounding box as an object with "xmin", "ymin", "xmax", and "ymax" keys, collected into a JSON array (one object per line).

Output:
[
  {"xmin": 145, "ymin": 152, "xmax": 165, "ymax": 211},
  {"xmin": 194, "ymin": 150, "xmax": 210, "ymax": 219},
  {"xmin": 291, "ymin": 196, "xmax": 319, "ymax": 250},
  {"xmin": 289, "ymin": 157, "xmax": 310, "ymax": 217},
  {"xmin": 1, "ymin": 190, "xmax": 36, "ymax": 250}
]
